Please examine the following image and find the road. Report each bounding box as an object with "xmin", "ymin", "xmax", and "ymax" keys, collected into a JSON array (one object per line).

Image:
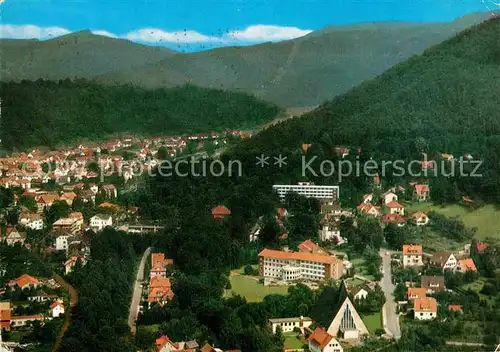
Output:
[
  {"xmin": 128, "ymin": 246, "xmax": 151, "ymax": 335},
  {"xmin": 379, "ymin": 248, "xmax": 401, "ymax": 340}
]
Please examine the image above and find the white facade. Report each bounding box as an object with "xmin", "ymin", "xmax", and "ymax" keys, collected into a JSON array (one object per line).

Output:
[
  {"xmin": 319, "ymin": 225, "xmax": 344, "ymax": 245},
  {"xmin": 415, "ymin": 310, "xmax": 436, "ymax": 320},
  {"xmin": 259, "ymin": 250, "xmax": 343, "ymax": 284},
  {"xmin": 56, "ymin": 235, "xmax": 70, "ymax": 251},
  {"xmin": 269, "ymin": 317, "xmax": 313, "ymax": 334},
  {"xmin": 309, "ymin": 339, "xmax": 343, "ymax": 352},
  {"xmin": 382, "ymin": 192, "xmax": 398, "ymax": 205},
  {"xmin": 442, "ymin": 254, "xmax": 457, "ymax": 271},
  {"xmin": 403, "ymin": 254, "xmax": 424, "ymax": 268},
  {"xmin": 90, "ymin": 215, "xmax": 113, "ymax": 231},
  {"xmin": 51, "ymin": 303, "xmax": 65, "ymax": 318},
  {"xmin": 273, "ymin": 183, "xmax": 339, "ymax": 201}
]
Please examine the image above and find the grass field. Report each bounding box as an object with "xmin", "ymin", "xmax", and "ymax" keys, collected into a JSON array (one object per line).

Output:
[
  {"xmin": 283, "ymin": 332, "xmax": 306, "ymax": 350},
  {"xmin": 406, "ymin": 203, "xmax": 500, "ymax": 240},
  {"xmin": 224, "ymin": 271, "xmax": 289, "ymax": 302},
  {"xmin": 363, "ymin": 312, "xmax": 383, "ymax": 335},
  {"xmin": 350, "ymin": 258, "xmax": 376, "ymax": 282}
]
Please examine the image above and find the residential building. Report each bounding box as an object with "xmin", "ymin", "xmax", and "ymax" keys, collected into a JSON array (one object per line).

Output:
[
  {"xmin": 297, "ymin": 240, "xmax": 329, "ymax": 256},
  {"xmin": 386, "ymin": 201, "xmax": 405, "ymax": 215},
  {"xmin": 60, "ymin": 192, "xmax": 77, "ymax": 206},
  {"xmin": 308, "ymin": 327, "xmax": 343, "ymax": 352},
  {"xmin": 211, "ymin": 205, "xmax": 231, "ymax": 220},
  {"xmin": 18, "ymin": 212, "xmax": 44, "ymax": 230},
  {"xmin": 55, "ymin": 232, "xmax": 72, "ymax": 251},
  {"xmin": 101, "ymin": 184, "xmax": 117, "ymax": 198},
  {"xmin": 413, "ymin": 297, "xmax": 437, "ymax": 320},
  {"xmin": 272, "ymin": 183, "xmax": 339, "ymax": 201},
  {"xmin": 8, "ymin": 274, "xmax": 42, "ymax": 290},
  {"xmin": 319, "ymin": 215, "xmax": 344, "ymax": 244},
  {"xmin": 53, "ymin": 217, "xmax": 81, "ymax": 235},
  {"xmin": 455, "ymin": 258, "xmax": 477, "ymax": 273},
  {"xmin": 64, "ymin": 256, "xmax": 86, "ymax": 275},
  {"xmin": 147, "ymin": 276, "xmax": 174, "ymax": 307},
  {"xmin": 362, "ymin": 193, "xmax": 373, "ymax": 204},
  {"xmin": 351, "ymin": 287, "xmax": 369, "ymax": 301},
  {"xmin": 0, "ymin": 227, "xmax": 27, "ymax": 246},
  {"xmin": 356, "ymin": 203, "xmax": 381, "ymax": 217},
  {"xmin": 155, "ymin": 335, "xmax": 200, "ymax": 352},
  {"xmin": 411, "ymin": 211, "xmax": 429, "ymax": 226},
  {"xmin": 36, "ymin": 193, "xmax": 59, "ymax": 212},
  {"xmin": 268, "ymin": 316, "xmax": 313, "ymax": 334},
  {"xmin": 10, "ymin": 314, "xmax": 44, "ymax": 328},
  {"xmin": 0, "ymin": 301, "xmax": 11, "ymax": 332},
  {"xmin": 381, "ymin": 191, "xmax": 398, "ymax": 205},
  {"xmin": 89, "ymin": 214, "xmax": 113, "ymax": 231},
  {"xmin": 326, "ymin": 283, "xmax": 369, "ymax": 340},
  {"xmin": 473, "ymin": 241, "xmax": 488, "ymax": 254},
  {"xmin": 407, "ymin": 287, "xmax": 427, "ymax": 301},
  {"xmin": 402, "ymin": 245, "xmax": 424, "ymax": 268},
  {"xmin": 150, "ymin": 253, "xmax": 173, "ymax": 279},
  {"xmin": 421, "ymin": 276, "xmax": 446, "ymax": 294},
  {"xmin": 414, "ymin": 184, "xmax": 430, "ymax": 202},
  {"xmin": 258, "ymin": 249, "xmax": 344, "ymax": 284},
  {"xmin": 49, "ymin": 300, "xmax": 65, "ymax": 318},
  {"xmin": 430, "ymin": 252, "xmax": 457, "ymax": 271},
  {"xmin": 380, "ymin": 213, "xmax": 406, "ymax": 227}
]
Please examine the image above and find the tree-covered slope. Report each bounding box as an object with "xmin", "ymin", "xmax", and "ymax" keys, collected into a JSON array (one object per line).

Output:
[
  {"xmin": 96, "ymin": 13, "xmax": 493, "ymax": 107},
  {"xmin": 0, "ymin": 81, "xmax": 280, "ymax": 150},
  {"xmin": 0, "ymin": 30, "xmax": 176, "ymax": 81},
  {"xmin": 224, "ymin": 16, "xmax": 500, "ymax": 204}
]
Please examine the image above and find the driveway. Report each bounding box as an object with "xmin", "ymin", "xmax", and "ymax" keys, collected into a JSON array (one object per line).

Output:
[
  {"xmin": 128, "ymin": 246, "xmax": 151, "ymax": 335},
  {"xmin": 379, "ymin": 248, "xmax": 401, "ymax": 340}
]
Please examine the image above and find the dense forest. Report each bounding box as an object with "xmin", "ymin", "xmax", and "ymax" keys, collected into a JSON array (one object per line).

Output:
[
  {"xmin": 58, "ymin": 228, "xmax": 150, "ymax": 352},
  {"xmin": 0, "ymin": 81, "xmax": 280, "ymax": 150}
]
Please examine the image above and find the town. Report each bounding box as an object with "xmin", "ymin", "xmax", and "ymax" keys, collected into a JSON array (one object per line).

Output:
[{"xmin": 1, "ymin": 136, "xmax": 499, "ymax": 351}]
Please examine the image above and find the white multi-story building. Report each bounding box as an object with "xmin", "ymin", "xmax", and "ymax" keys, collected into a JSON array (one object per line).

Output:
[
  {"xmin": 19, "ymin": 213, "xmax": 44, "ymax": 231},
  {"xmin": 258, "ymin": 249, "xmax": 343, "ymax": 284},
  {"xmin": 56, "ymin": 234, "xmax": 70, "ymax": 251},
  {"xmin": 273, "ymin": 182, "xmax": 339, "ymax": 201},
  {"xmin": 89, "ymin": 214, "xmax": 113, "ymax": 231}
]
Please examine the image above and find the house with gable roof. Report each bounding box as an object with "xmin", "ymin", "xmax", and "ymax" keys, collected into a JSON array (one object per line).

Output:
[
  {"xmin": 402, "ymin": 244, "xmax": 424, "ymax": 268},
  {"xmin": 308, "ymin": 327, "xmax": 343, "ymax": 352},
  {"xmin": 413, "ymin": 184, "xmax": 430, "ymax": 202}
]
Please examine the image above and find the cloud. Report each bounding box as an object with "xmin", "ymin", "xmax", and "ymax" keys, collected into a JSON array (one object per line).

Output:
[
  {"xmin": 91, "ymin": 30, "xmax": 118, "ymax": 38},
  {"xmin": 228, "ymin": 25, "xmax": 312, "ymax": 42},
  {"xmin": 0, "ymin": 24, "xmax": 70, "ymax": 39},
  {"xmin": 0, "ymin": 23, "xmax": 314, "ymax": 47},
  {"xmin": 125, "ymin": 28, "xmax": 222, "ymax": 43}
]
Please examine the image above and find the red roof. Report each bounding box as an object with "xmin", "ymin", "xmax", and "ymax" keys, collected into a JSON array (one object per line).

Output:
[
  {"xmin": 386, "ymin": 201, "xmax": 404, "ymax": 209},
  {"xmin": 307, "ymin": 327, "xmax": 334, "ymax": 349},
  {"xmin": 211, "ymin": 205, "xmax": 231, "ymax": 215},
  {"xmin": 414, "ymin": 184, "xmax": 430, "ymax": 195},
  {"xmin": 381, "ymin": 213, "xmax": 406, "ymax": 224},
  {"xmin": 448, "ymin": 304, "xmax": 462, "ymax": 312},
  {"xmin": 475, "ymin": 241, "xmax": 488, "ymax": 253},
  {"xmin": 259, "ymin": 248, "xmax": 338, "ymax": 264}
]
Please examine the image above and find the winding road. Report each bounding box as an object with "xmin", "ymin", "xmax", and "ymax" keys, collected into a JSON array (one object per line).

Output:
[
  {"xmin": 128, "ymin": 247, "xmax": 151, "ymax": 335},
  {"xmin": 379, "ymin": 248, "xmax": 401, "ymax": 340}
]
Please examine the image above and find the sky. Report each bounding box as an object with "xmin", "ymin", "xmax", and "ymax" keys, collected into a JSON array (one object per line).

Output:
[{"xmin": 1, "ymin": 0, "xmax": 498, "ymax": 51}]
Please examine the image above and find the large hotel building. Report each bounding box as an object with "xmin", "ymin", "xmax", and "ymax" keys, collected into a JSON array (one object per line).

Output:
[
  {"xmin": 258, "ymin": 249, "xmax": 344, "ymax": 283},
  {"xmin": 272, "ymin": 182, "xmax": 339, "ymax": 201}
]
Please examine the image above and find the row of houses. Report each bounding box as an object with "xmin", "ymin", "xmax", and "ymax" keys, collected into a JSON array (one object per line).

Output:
[{"xmin": 402, "ymin": 244, "xmax": 478, "ymax": 273}]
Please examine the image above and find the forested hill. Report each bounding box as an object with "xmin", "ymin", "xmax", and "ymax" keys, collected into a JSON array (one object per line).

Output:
[
  {"xmin": 0, "ymin": 81, "xmax": 280, "ymax": 150},
  {"xmin": 225, "ymin": 16, "xmax": 500, "ymax": 204}
]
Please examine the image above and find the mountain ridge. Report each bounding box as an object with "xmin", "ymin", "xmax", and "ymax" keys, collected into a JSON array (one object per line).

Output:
[{"xmin": 1, "ymin": 12, "xmax": 495, "ymax": 106}]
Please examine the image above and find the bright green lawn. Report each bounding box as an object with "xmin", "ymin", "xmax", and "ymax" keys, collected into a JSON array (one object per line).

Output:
[
  {"xmin": 363, "ymin": 312, "xmax": 383, "ymax": 335},
  {"xmin": 224, "ymin": 274, "xmax": 289, "ymax": 302},
  {"xmin": 283, "ymin": 332, "xmax": 306, "ymax": 350},
  {"xmin": 406, "ymin": 203, "xmax": 500, "ymax": 240}
]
